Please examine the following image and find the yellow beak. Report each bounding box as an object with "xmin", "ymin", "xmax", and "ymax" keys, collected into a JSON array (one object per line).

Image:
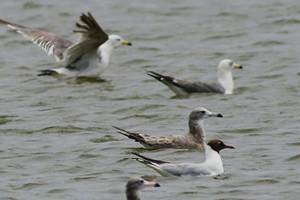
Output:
[
  {"xmin": 233, "ymin": 63, "xmax": 243, "ymax": 69},
  {"xmin": 122, "ymin": 40, "xmax": 132, "ymax": 46}
]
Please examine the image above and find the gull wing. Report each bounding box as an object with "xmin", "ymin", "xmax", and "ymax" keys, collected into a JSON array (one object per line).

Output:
[
  {"xmin": 147, "ymin": 71, "xmax": 225, "ymax": 95},
  {"xmin": 65, "ymin": 12, "xmax": 108, "ymax": 65},
  {"xmin": 161, "ymin": 163, "xmax": 212, "ymax": 176},
  {"xmin": 132, "ymin": 153, "xmax": 210, "ymax": 176},
  {"xmin": 132, "ymin": 152, "xmax": 173, "ymax": 176},
  {"xmin": 113, "ymin": 126, "xmax": 202, "ymax": 150},
  {"xmin": 0, "ymin": 18, "xmax": 72, "ymax": 61}
]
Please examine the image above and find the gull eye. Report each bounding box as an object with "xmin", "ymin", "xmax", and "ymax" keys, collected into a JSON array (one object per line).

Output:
[
  {"xmin": 116, "ymin": 38, "xmax": 121, "ymax": 41},
  {"xmin": 200, "ymin": 111, "xmax": 206, "ymax": 114},
  {"xmin": 229, "ymin": 61, "xmax": 233, "ymax": 66},
  {"xmin": 139, "ymin": 180, "xmax": 144, "ymax": 184}
]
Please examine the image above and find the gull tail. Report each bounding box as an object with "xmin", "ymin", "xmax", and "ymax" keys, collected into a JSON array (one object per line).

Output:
[
  {"xmin": 37, "ymin": 69, "xmax": 59, "ymax": 76},
  {"xmin": 113, "ymin": 126, "xmax": 151, "ymax": 147},
  {"xmin": 147, "ymin": 71, "xmax": 175, "ymax": 84},
  {"xmin": 132, "ymin": 152, "xmax": 168, "ymax": 165},
  {"xmin": 132, "ymin": 152, "xmax": 171, "ymax": 177},
  {"xmin": 147, "ymin": 71, "xmax": 188, "ymax": 96}
]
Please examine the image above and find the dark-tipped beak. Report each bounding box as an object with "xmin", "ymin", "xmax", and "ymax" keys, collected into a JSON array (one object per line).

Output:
[
  {"xmin": 233, "ymin": 63, "xmax": 243, "ymax": 69},
  {"xmin": 154, "ymin": 183, "xmax": 160, "ymax": 187},
  {"xmin": 217, "ymin": 113, "xmax": 223, "ymax": 118},
  {"xmin": 144, "ymin": 180, "xmax": 160, "ymax": 187},
  {"xmin": 208, "ymin": 112, "xmax": 223, "ymax": 118},
  {"xmin": 224, "ymin": 144, "xmax": 235, "ymax": 149},
  {"xmin": 122, "ymin": 40, "xmax": 132, "ymax": 46}
]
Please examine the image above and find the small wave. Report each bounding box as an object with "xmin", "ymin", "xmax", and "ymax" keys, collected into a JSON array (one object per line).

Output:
[
  {"xmin": 286, "ymin": 154, "xmax": 300, "ymax": 161},
  {"xmin": 203, "ymin": 32, "xmax": 246, "ymax": 41},
  {"xmin": 252, "ymin": 40, "xmax": 284, "ymax": 47},
  {"xmin": 23, "ymin": 2, "xmax": 42, "ymax": 9},
  {"xmin": 273, "ymin": 18, "xmax": 300, "ymax": 25},
  {"xmin": 90, "ymin": 135, "xmax": 119, "ymax": 143}
]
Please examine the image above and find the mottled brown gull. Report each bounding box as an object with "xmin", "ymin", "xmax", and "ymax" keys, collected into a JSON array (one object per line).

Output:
[
  {"xmin": 114, "ymin": 107, "xmax": 223, "ymax": 151},
  {"xmin": 126, "ymin": 178, "xmax": 160, "ymax": 200}
]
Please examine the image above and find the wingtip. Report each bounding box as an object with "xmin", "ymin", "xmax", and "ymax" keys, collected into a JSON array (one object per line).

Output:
[
  {"xmin": 37, "ymin": 69, "xmax": 58, "ymax": 76},
  {"xmin": 112, "ymin": 126, "xmax": 127, "ymax": 133},
  {"xmin": 131, "ymin": 152, "xmax": 140, "ymax": 157}
]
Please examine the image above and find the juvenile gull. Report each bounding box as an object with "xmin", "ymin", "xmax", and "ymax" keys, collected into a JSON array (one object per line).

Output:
[
  {"xmin": 132, "ymin": 139, "xmax": 234, "ymax": 177},
  {"xmin": 126, "ymin": 178, "xmax": 160, "ymax": 200},
  {"xmin": 147, "ymin": 59, "xmax": 242, "ymax": 96},
  {"xmin": 114, "ymin": 107, "xmax": 223, "ymax": 151},
  {"xmin": 0, "ymin": 12, "xmax": 131, "ymax": 77}
]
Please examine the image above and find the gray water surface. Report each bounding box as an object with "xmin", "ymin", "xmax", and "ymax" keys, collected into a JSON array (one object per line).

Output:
[{"xmin": 0, "ymin": 0, "xmax": 300, "ymax": 200}]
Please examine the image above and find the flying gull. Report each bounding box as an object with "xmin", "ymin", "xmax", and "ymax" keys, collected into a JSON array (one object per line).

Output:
[
  {"xmin": 126, "ymin": 178, "xmax": 160, "ymax": 200},
  {"xmin": 147, "ymin": 59, "xmax": 242, "ymax": 96},
  {"xmin": 0, "ymin": 12, "xmax": 131, "ymax": 77},
  {"xmin": 113, "ymin": 107, "xmax": 223, "ymax": 151},
  {"xmin": 132, "ymin": 139, "xmax": 234, "ymax": 177}
]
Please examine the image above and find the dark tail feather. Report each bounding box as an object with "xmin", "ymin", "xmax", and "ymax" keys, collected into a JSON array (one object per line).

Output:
[
  {"xmin": 147, "ymin": 71, "xmax": 175, "ymax": 83},
  {"xmin": 132, "ymin": 152, "xmax": 168, "ymax": 165},
  {"xmin": 37, "ymin": 69, "xmax": 58, "ymax": 76},
  {"xmin": 147, "ymin": 71, "xmax": 165, "ymax": 81},
  {"xmin": 112, "ymin": 126, "xmax": 144, "ymax": 141}
]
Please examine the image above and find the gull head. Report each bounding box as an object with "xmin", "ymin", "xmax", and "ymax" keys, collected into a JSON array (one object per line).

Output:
[
  {"xmin": 217, "ymin": 59, "xmax": 242, "ymax": 94},
  {"xmin": 207, "ymin": 139, "xmax": 235, "ymax": 153},
  {"xmin": 126, "ymin": 178, "xmax": 160, "ymax": 192},
  {"xmin": 218, "ymin": 59, "xmax": 243, "ymax": 71},
  {"xmin": 189, "ymin": 107, "xmax": 223, "ymax": 121},
  {"xmin": 108, "ymin": 34, "xmax": 132, "ymax": 48}
]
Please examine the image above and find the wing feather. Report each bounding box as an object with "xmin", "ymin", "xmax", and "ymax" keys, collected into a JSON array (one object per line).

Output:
[
  {"xmin": 0, "ymin": 18, "xmax": 72, "ymax": 61},
  {"xmin": 66, "ymin": 12, "xmax": 108, "ymax": 64}
]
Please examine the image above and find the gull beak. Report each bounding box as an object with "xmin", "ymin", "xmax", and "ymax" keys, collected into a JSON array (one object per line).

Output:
[
  {"xmin": 122, "ymin": 40, "xmax": 132, "ymax": 46},
  {"xmin": 143, "ymin": 180, "xmax": 160, "ymax": 188},
  {"xmin": 233, "ymin": 63, "xmax": 243, "ymax": 69},
  {"xmin": 207, "ymin": 112, "xmax": 223, "ymax": 118},
  {"xmin": 224, "ymin": 144, "xmax": 235, "ymax": 149}
]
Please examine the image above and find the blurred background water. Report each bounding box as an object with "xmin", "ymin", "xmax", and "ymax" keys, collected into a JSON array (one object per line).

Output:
[{"xmin": 0, "ymin": 0, "xmax": 299, "ymax": 200}]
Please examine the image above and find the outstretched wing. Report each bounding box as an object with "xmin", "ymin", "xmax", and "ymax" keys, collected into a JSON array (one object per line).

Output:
[
  {"xmin": 0, "ymin": 18, "xmax": 72, "ymax": 61},
  {"xmin": 147, "ymin": 71, "xmax": 225, "ymax": 95},
  {"xmin": 65, "ymin": 12, "xmax": 108, "ymax": 65}
]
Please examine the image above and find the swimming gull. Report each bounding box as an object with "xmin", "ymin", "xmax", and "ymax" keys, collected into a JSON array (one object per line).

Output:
[
  {"xmin": 0, "ymin": 12, "xmax": 132, "ymax": 77},
  {"xmin": 147, "ymin": 59, "xmax": 242, "ymax": 96},
  {"xmin": 126, "ymin": 178, "xmax": 160, "ymax": 200},
  {"xmin": 132, "ymin": 139, "xmax": 234, "ymax": 177},
  {"xmin": 113, "ymin": 107, "xmax": 223, "ymax": 151}
]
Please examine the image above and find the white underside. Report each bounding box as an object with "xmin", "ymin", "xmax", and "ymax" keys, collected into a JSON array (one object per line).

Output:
[
  {"xmin": 158, "ymin": 145, "xmax": 224, "ymax": 176},
  {"xmin": 54, "ymin": 41, "xmax": 112, "ymax": 77}
]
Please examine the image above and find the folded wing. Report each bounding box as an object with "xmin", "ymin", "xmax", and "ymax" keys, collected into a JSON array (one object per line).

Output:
[
  {"xmin": 113, "ymin": 126, "xmax": 200, "ymax": 149},
  {"xmin": 147, "ymin": 71, "xmax": 225, "ymax": 95}
]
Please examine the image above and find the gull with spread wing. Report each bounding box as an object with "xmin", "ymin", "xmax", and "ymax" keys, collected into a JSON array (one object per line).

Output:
[
  {"xmin": 114, "ymin": 107, "xmax": 223, "ymax": 151},
  {"xmin": 0, "ymin": 12, "xmax": 131, "ymax": 77}
]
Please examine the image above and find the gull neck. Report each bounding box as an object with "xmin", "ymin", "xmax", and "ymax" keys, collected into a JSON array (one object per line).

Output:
[{"xmin": 218, "ymin": 69, "xmax": 234, "ymax": 94}]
